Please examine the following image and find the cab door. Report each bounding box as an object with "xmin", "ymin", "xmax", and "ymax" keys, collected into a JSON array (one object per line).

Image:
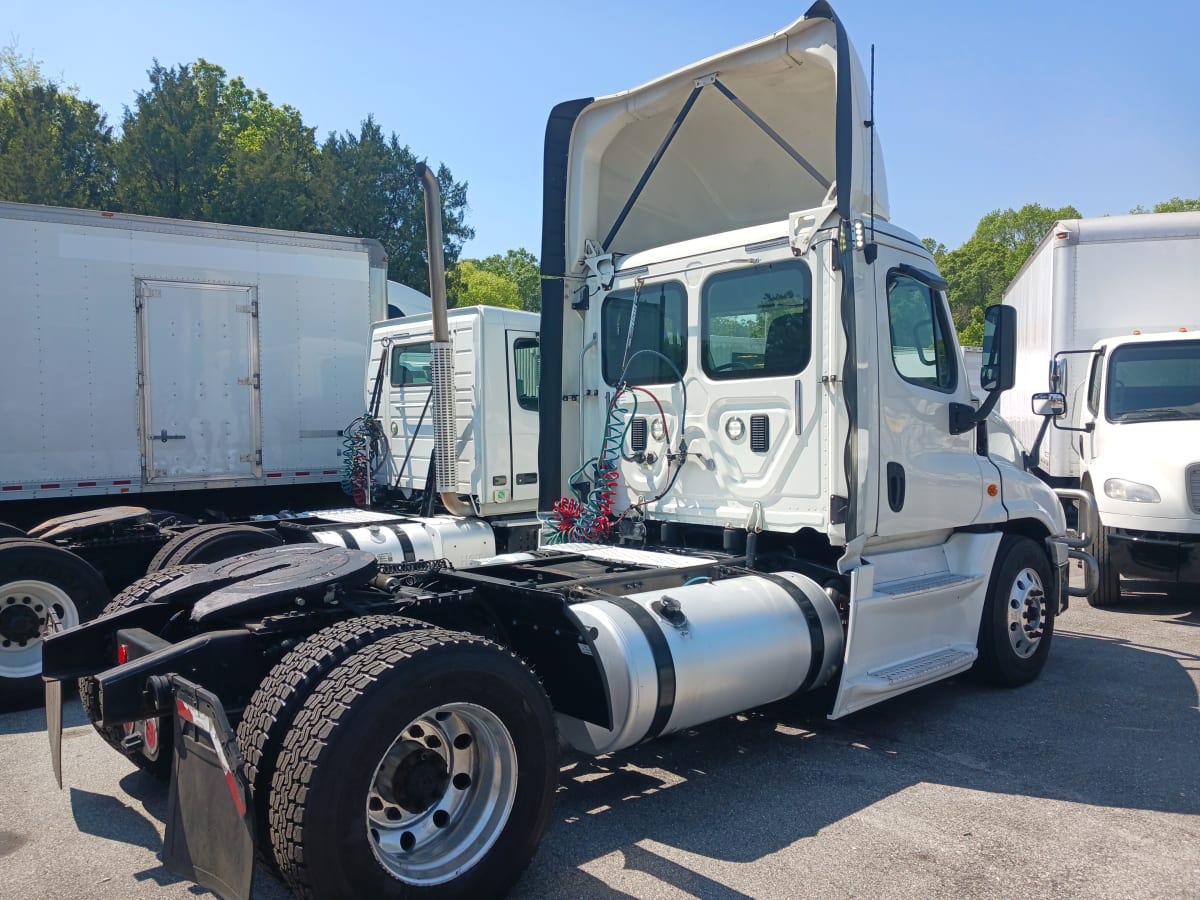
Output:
[
  {"xmin": 871, "ymin": 248, "xmax": 986, "ymax": 538},
  {"xmin": 507, "ymin": 331, "xmax": 541, "ymax": 504}
]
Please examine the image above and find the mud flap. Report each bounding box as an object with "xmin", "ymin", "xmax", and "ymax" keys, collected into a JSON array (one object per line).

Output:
[
  {"xmin": 43, "ymin": 608, "xmax": 64, "ymax": 789},
  {"xmin": 45, "ymin": 677, "xmax": 63, "ymax": 789},
  {"xmin": 163, "ymin": 675, "xmax": 255, "ymax": 900}
]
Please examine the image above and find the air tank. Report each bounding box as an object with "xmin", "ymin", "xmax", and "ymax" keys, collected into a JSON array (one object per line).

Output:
[{"xmin": 559, "ymin": 570, "xmax": 843, "ymax": 755}]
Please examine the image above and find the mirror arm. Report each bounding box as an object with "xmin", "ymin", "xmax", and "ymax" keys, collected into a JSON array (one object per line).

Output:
[
  {"xmin": 950, "ymin": 388, "xmax": 1002, "ymax": 436},
  {"xmin": 1023, "ymin": 414, "xmax": 1053, "ymax": 471}
]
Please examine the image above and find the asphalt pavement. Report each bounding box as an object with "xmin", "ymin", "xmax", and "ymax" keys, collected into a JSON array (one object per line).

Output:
[{"xmin": 2, "ymin": 578, "xmax": 1197, "ymax": 899}]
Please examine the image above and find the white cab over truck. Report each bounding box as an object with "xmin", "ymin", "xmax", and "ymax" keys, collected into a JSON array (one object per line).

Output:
[
  {"xmin": 0, "ymin": 198, "xmax": 541, "ymax": 697},
  {"xmin": 43, "ymin": 6, "xmax": 1095, "ymax": 899},
  {"xmin": 1000, "ymin": 212, "xmax": 1200, "ymax": 606}
]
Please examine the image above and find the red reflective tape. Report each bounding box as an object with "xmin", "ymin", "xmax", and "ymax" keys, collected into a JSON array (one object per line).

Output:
[
  {"xmin": 175, "ymin": 698, "xmax": 194, "ymax": 722},
  {"xmin": 294, "ymin": 471, "xmax": 310, "ymax": 476},
  {"xmin": 2, "ymin": 485, "xmax": 22, "ymax": 491},
  {"xmin": 266, "ymin": 473, "xmax": 282, "ymax": 478},
  {"xmin": 322, "ymin": 470, "xmax": 337, "ymax": 475},
  {"xmin": 77, "ymin": 481, "xmax": 97, "ymax": 487},
  {"xmin": 225, "ymin": 771, "xmax": 247, "ymax": 817},
  {"xmin": 41, "ymin": 483, "xmax": 61, "ymax": 489},
  {"xmin": 113, "ymin": 480, "xmax": 132, "ymax": 485}
]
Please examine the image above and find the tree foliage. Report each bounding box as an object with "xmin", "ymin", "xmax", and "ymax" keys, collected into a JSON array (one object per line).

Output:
[
  {"xmin": 1131, "ymin": 196, "xmax": 1200, "ymax": 214},
  {"xmin": 0, "ymin": 48, "xmax": 115, "ymax": 208},
  {"xmin": 448, "ymin": 260, "xmax": 524, "ymax": 309},
  {"xmin": 0, "ymin": 51, "xmax": 473, "ymax": 293},
  {"xmin": 453, "ymin": 248, "xmax": 540, "ymax": 311},
  {"xmin": 924, "ymin": 203, "xmax": 1080, "ymax": 345}
]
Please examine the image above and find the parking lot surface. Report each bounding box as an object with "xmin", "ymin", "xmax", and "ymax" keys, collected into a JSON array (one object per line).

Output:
[{"xmin": 2, "ymin": 579, "xmax": 1197, "ymax": 899}]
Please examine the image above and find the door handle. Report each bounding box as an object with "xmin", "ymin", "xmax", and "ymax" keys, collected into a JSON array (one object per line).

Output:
[
  {"xmin": 886, "ymin": 462, "xmax": 906, "ymax": 512},
  {"xmin": 157, "ymin": 429, "xmax": 187, "ymax": 442}
]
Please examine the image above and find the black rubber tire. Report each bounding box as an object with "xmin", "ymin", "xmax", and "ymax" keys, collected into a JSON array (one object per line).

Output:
[
  {"xmin": 77, "ymin": 564, "xmax": 200, "ymax": 780},
  {"xmin": 269, "ymin": 629, "xmax": 558, "ymax": 899},
  {"xmin": 237, "ymin": 614, "xmax": 432, "ymax": 872},
  {"xmin": 146, "ymin": 524, "xmax": 284, "ymax": 574},
  {"xmin": 1088, "ymin": 524, "xmax": 1123, "ymax": 608},
  {"xmin": 973, "ymin": 535, "xmax": 1056, "ymax": 687},
  {"xmin": 0, "ymin": 539, "xmax": 110, "ymax": 710},
  {"xmin": 0, "ymin": 522, "xmax": 26, "ymax": 539}
]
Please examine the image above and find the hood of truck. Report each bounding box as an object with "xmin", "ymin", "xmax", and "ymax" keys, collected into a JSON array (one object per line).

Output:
[
  {"xmin": 1091, "ymin": 419, "xmax": 1200, "ymax": 530},
  {"xmin": 546, "ymin": 1, "xmax": 886, "ymax": 264}
]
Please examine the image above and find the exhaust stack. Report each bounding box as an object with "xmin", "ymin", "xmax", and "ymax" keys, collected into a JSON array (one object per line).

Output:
[{"xmin": 417, "ymin": 163, "xmax": 473, "ymax": 517}]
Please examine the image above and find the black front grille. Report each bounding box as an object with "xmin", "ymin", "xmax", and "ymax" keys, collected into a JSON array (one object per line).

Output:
[{"xmin": 750, "ymin": 414, "xmax": 770, "ymax": 453}]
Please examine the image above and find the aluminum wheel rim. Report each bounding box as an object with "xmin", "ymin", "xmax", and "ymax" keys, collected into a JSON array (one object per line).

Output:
[
  {"xmin": 1006, "ymin": 566, "xmax": 1046, "ymax": 659},
  {"xmin": 0, "ymin": 579, "xmax": 80, "ymax": 679},
  {"xmin": 367, "ymin": 701, "xmax": 518, "ymax": 886}
]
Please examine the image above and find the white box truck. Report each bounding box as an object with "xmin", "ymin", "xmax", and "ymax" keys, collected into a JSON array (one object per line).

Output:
[
  {"xmin": 43, "ymin": 6, "xmax": 1097, "ymax": 898},
  {"xmin": 1001, "ymin": 212, "xmax": 1200, "ymax": 606},
  {"xmin": 0, "ymin": 200, "xmax": 543, "ymax": 699},
  {"xmin": 0, "ymin": 201, "xmax": 389, "ymax": 514}
]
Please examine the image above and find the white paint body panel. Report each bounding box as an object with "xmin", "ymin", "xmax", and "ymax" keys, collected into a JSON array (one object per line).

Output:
[
  {"xmin": 0, "ymin": 201, "xmax": 387, "ymax": 501},
  {"xmin": 367, "ymin": 306, "xmax": 541, "ymax": 518}
]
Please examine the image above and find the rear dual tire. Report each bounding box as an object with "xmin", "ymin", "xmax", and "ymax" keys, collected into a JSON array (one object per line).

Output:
[
  {"xmin": 147, "ymin": 524, "xmax": 284, "ymax": 575},
  {"xmin": 269, "ymin": 628, "xmax": 558, "ymax": 899}
]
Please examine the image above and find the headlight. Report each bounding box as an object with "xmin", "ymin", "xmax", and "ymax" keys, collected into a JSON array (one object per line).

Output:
[{"xmin": 1103, "ymin": 478, "xmax": 1161, "ymax": 503}]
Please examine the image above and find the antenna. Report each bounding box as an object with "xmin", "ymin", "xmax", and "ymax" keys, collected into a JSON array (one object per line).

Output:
[{"xmin": 869, "ymin": 43, "xmax": 875, "ymax": 244}]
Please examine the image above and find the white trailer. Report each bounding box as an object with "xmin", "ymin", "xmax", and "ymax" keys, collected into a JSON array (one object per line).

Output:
[
  {"xmin": 1000, "ymin": 212, "xmax": 1200, "ymax": 605},
  {"xmin": 0, "ymin": 201, "xmax": 389, "ymax": 509},
  {"xmin": 44, "ymin": 6, "xmax": 1097, "ymax": 899}
]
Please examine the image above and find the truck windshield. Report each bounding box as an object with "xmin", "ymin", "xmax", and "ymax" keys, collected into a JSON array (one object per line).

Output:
[{"xmin": 1106, "ymin": 339, "xmax": 1200, "ymax": 422}]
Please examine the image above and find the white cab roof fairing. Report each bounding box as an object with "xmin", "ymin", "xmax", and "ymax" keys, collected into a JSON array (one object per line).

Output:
[{"xmin": 560, "ymin": 1, "xmax": 886, "ymax": 264}]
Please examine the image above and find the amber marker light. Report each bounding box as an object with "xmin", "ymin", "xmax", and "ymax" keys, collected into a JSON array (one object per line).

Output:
[{"xmin": 987, "ymin": 484, "xmax": 999, "ymax": 497}]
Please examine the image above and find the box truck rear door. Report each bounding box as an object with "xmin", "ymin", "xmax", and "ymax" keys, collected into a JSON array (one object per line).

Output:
[{"xmin": 137, "ymin": 280, "xmax": 261, "ymax": 484}]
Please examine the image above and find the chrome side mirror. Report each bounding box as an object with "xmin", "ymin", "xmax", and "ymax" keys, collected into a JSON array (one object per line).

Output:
[{"xmin": 1032, "ymin": 391, "xmax": 1066, "ymax": 417}]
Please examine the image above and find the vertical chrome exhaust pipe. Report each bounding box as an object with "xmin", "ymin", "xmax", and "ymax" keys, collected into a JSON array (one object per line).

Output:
[{"xmin": 417, "ymin": 163, "xmax": 473, "ymax": 517}]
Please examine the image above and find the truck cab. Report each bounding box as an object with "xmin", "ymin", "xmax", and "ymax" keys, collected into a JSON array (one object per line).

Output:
[{"xmin": 1056, "ymin": 330, "xmax": 1200, "ymax": 601}]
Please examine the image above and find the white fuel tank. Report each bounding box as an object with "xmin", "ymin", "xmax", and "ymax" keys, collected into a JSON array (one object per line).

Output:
[
  {"xmin": 312, "ymin": 515, "xmax": 495, "ymax": 568},
  {"xmin": 559, "ymin": 571, "xmax": 843, "ymax": 755}
]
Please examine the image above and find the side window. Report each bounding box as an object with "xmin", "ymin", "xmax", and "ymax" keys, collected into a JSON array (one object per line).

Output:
[
  {"xmin": 701, "ymin": 260, "xmax": 812, "ymax": 380},
  {"xmin": 1086, "ymin": 352, "xmax": 1103, "ymax": 415},
  {"xmin": 886, "ymin": 271, "xmax": 957, "ymax": 392},
  {"xmin": 512, "ymin": 338, "xmax": 540, "ymax": 411},
  {"xmin": 390, "ymin": 342, "xmax": 432, "ymax": 387},
  {"xmin": 601, "ymin": 281, "xmax": 687, "ymax": 385}
]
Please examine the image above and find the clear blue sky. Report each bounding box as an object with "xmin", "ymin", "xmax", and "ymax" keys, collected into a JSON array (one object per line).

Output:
[{"xmin": 7, "ymin": 0, "xmax": 1199, "ymax": 258}]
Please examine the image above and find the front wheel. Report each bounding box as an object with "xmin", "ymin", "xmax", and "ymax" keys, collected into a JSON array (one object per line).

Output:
[
  {"xmin": 973, "ymin": 535, "xmax": 1055, "ymax": 687},
  {"xmin": 1088, "ymin": 524, "xmax": 1123, "ymax": 608},
  {"xmin": 269, "ymin": 629, "xmax": 557, "ymax": 899}
]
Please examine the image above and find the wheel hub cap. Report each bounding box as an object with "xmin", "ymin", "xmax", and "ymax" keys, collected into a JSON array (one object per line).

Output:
[
  {"xmin": 366, "ymin": 702, "xmax": 518, "ymax": 886},
  {"xmin": 1006, "ymin": 567, "xmax": 1046, "ymax": 659},
  {"xmin": 0, "ymin": 602, "xmax": 41, "ymax": 644}
]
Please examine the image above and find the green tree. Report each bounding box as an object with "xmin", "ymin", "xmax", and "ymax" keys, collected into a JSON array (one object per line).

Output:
[
  {"xmin": 930, "ymin": 203, "xmax": 1080, "ymax": 342},
  {"xmin": 448, "ymin": 260, "xmax": 523, "ymax": 309},
  {"xmin": 1131, "ymin": 196, "xmax": 1200, "ymax": 213},
  {"xmin": 311, "ymin": 117, "xmax": 474, "ymax": 292},
  {"xmin": 463, "ymin": 248, "xmax": 541, "ymax": 311},
  {"xmin": 0, "ymin": 47, "xmax": 115, "ymax": 208},
  {"xmin": 114, "ymin": 60, "xmax": 231, "ymax": 219}
]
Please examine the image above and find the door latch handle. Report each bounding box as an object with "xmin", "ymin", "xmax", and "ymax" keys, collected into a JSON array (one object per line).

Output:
[{"xmin": 157, "ymin": 429, "xmax": 187, "ymax": 442}]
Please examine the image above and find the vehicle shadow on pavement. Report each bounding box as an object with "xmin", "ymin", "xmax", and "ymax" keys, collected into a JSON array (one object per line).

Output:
[
  {"xmin": 514, "ymin": 628, "xmax": 1199, "ymax": 897},
  {"xmin": 0, "ymin": 695, "xmax": 88, "ymax": 734},
  {"xmin": 1107, "ymin": 581, "xmax": 1200, "ymax": 626},
  {"xmin": 75, "ymin": 772, "xmax": 291, "ymax": 897}
]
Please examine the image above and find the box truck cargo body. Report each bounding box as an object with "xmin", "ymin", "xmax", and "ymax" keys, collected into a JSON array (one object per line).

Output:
[
  {"xmin": 0, "ymin": 201, "xmax": 388, "ymax": 508},
  {"xmin": 1000, "ymin": 212, "xmax": 1200, "ymax": 605}
]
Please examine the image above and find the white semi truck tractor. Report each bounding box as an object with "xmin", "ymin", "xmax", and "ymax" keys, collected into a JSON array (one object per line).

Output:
[{"xmin": 42, "ymin": 5, "xmax": 1095, "ymax": 899}]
